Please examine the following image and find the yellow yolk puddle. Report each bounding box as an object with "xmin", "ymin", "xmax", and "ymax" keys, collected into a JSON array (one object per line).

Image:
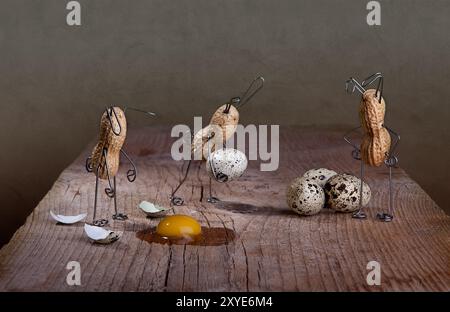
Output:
[{"xmin": 156, "ymin": 215, "xmax": 202, "ymax": 239}]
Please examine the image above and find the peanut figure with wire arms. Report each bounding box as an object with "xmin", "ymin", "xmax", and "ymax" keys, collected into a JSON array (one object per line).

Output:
[
  {"xmin": 344, "ymin": 73, "xmax": 400, "ymax": 222},
  {"xmin": 86, "ymin": 106, "xmax": 155, "ymax": 226},
  {"xmin": 170, "ymin": 76, "xmax": 264, "ymax": 206}
]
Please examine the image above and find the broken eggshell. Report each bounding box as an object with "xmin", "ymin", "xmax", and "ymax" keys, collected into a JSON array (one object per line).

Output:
[
  {"xmin": 138, "ymin": 201, "xmax": 172, "ymax": 218},
  {"xmin": 50, "ymin": 211, "xmax": 87, "ymax": 224},
  {"xmin": 206, "ymin": 148, "xmax": 248, "ymax": 182},
  {"xmin": 84, "ymin": 223, "xmax": 122, "ymax": 244}
]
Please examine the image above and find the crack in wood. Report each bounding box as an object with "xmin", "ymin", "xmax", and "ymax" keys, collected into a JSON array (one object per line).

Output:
[
  {"xmin": 240, "ymin": 240, "xmax": 250, "ymax": 292},
  {"xmin": 199, "ymin": 185, "xmax": 204, "ymax": 202},
  {"xmin": 164, "ymin": 247, "xmax": 173, "ymax": 289},
  {"xmin": 182, "ymin": 244, "xmax": 186, "ymax": 291}
]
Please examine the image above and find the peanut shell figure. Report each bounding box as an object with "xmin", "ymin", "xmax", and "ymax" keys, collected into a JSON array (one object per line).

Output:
[{"xmin": 344, "ymin": 73, "xmax": 400, "ymax": 222}]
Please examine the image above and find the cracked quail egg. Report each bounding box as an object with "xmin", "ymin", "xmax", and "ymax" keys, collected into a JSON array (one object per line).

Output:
[
  {"xmin": 287, "ymin": 177, "xmax": 325, "ymax": 216},
  {"xmin": 206, "ymin": 148, "xmax": 248, "ymax": 182},
  {"xmin": 302, "ymin": 168, "xmax": 337, "ymax": 187},
  {"xmin": 324, "ymin": 174, "xmax": 371, "ymax": 212}
]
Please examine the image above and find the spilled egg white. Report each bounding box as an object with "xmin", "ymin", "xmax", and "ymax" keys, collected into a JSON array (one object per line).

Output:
[
  {"xmin": 84, "ymin": 223, "xmax": 122, "ymax": 244},
  {"xmin": 206, "ymin": 148, "xmax": 248, "ymax": 182},
  {"xmin": 50, "ymin": 211, "xmax": 87, "ymax": 224},
  {"xmin": 138, "ymin": 201, "xmax": 172, "ymax": 218}
]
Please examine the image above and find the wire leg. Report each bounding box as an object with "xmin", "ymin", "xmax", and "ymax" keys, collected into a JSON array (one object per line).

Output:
[
  {"xmin": 112, "ymin": 176, "xmax": 128, "ymax": 221},
  {"xmin": 102, "ymin": 149, "xmax": 115, "ymax": 198},
  {"xmin": 113, "ymin": 176, "xmax": 117, "ymax": 215},
  {"xmin": 93, "ymin": 171, "xmax": 99, "ymax": 222},
  {"xmin": 93, "ymin": 165, "xmax": 108, "ymax": 227},
  {"xmin": 207, "ymin": 176, "xmax": 220, "ymax": 203},
  {"xmin": 389, "ymin": 166, "xmax": 393, "ymax": 216},
  {"xmin": 377, "ymin": 166, "xmax": 394, "ymax": 222},
  {"xmin": 120, "ymin": 149, "xmax": 137, "ymax": 182},
  {"xmin": 170, "ymin": 159, "xmax": 192, "ymax": 206},
  {"xmin": 376, "ymin": 127, "xmax": 399, "ymax": 222},
  {"xmin": 352, "ymin": 160, "xmax": 367, "ymax": 219}
]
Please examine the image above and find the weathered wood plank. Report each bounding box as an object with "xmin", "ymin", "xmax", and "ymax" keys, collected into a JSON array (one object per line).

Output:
[{"xmin": 0, "ymin": 126, "xmax": 448, "ymax": 291}]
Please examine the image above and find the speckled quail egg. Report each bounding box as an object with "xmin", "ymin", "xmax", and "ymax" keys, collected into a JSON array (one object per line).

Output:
[
  {"xmin": 302, "ymin": 168, "xmax": 337, "ymax": 187},
  {"xmin": 206, "ymin": 148, "xmax": 248, "ymax": 182},
  {"xmin": 286, "ymin": 177, "xmax": 325, "ymax": 216},
  {"xmin": 324, "ymin": 174, "xmax": 371, "ymax": 212}
]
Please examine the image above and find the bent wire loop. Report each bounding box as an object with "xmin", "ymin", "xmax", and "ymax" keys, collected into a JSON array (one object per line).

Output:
[{"xmin": 224, "ymin": 76, "xmax": 265, "ymax": 113}]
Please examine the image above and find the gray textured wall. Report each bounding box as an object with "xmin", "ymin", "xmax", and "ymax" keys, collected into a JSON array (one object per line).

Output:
[{"xmin": 1, "ymin": 0, "xmax": 449, "ymax": 245}]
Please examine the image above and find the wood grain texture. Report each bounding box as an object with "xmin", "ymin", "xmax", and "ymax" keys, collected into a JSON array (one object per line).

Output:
[{"xmin": 0, "ymin": 126, "xmax": 448, "ymax": 292}]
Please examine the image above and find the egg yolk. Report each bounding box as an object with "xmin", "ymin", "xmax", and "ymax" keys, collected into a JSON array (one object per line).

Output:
[{"xmin": 156, "ymin": 215, "xmax": 202, "ymax": 239}]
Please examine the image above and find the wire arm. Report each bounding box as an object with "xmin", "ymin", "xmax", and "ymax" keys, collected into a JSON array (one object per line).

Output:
[
  {"xmin": 224, "ymin": 76, "xmax": 265, "ymax": 113},
  {"xmin": 343, "ymin": 126, "xmax": 362, "ymax": 160},
  {"xmin": 85, "ymin": 157, "xmax": 93, "ymax": 172},
  {"xmin": 105, "ymin": 106, "xmax": 122, "ymax": 136},
  {"xmin": 237, "ymin": 76, "xmax": 265, "ymax": 108},
  {"xmin": 120, "ymin": 149, "xmax": 137, "ymax": 182},
  {"xmin": 361, "ymin": 72, "xmax": 383, "ymax": 103},
  {"xmin": 124, "ymin": 107, "xmax": 157, "ymax": 118},
  {"xmin": 345, "ymin": 78, "xmax": 365, "ymax": 95},
  {"xmin": 346, "ymin": 73, "xmax": 384, "ymax": 103},
  {"xmin": 383, "ymin": 125, "xmax": 400, "ymax": 167},
  {"xmin": 101, "ymin": 148, "xmax": 115, "ymax": 198}
]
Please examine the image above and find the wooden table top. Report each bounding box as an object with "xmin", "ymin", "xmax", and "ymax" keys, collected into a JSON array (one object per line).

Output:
[{"xmin": 0, "ymin": 126, "xmax": 448, "ymax": 291}]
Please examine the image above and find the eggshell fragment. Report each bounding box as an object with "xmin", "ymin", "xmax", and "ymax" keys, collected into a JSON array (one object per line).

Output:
[
  {"xmin": 84, "ymin": 223, "xmax": 122, "ymax": 244},
  {"xmin": 138, "ymin": 201, "xmax": 171, "ymax": 218},
  {"xmin": 50, "ymin": 211, "xmax": 87, "ymax": 224}
]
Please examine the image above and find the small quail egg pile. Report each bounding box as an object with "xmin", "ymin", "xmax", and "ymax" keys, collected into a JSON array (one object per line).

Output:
[{"xmin": 286, "ymin": 168, "xmax": 371, "ymax": 216}]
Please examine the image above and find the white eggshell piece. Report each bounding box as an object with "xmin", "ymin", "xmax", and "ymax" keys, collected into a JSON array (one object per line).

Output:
[
  {"xmin": 50, "ymin": 211, "xmax": 87, "ymax": 224},
  {"xmin": 138, "ymin": 201, "xmax": 171, "ymax": 217},
  {"xmin": 206, "ymin": 148, "xmax": 248, "ymax": 182},
  {"xmin": 286, "ymin": 177, "xmax": 325, "ymax": 216},
  {"xmin": 302, "ymin": 168, "xmax": 337, "ymax": 187},
  {"xmin": 324, "ymin": 174, "xmax": 371, "ymax": 212},
  {"xmin": 98, "ymin": 232, "xmax": 122, "ymax": 244},
  {"xmin": 84, "ymin": 223, "xmax": 122, "ymax": 244}
]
